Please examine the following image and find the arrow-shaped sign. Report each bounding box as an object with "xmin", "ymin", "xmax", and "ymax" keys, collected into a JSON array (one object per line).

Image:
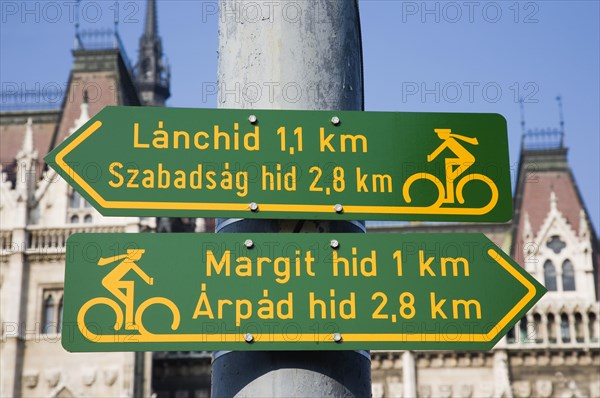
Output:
[
  {"xmin": 62, "ymin": 233, "xmax": 545, "ymax": 352},
  {"xmin": 46, "ymin": 107, "xmax": 512, "ymax": 222}
]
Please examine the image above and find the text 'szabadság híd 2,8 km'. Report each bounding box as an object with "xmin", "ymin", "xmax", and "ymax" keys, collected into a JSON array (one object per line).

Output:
[{"xmin": 45, "ymin": 107, "xmax": 546, "ymax": 351}]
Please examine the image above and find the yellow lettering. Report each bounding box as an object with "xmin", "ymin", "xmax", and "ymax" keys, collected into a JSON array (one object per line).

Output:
[
  {"xmin": 320, "ymin": 128, "xmax": 335, "ymax": 152},
  {"xmin": 274, "ymin": 257, "xmax": 290, "ymax": 284},
  {"xmin": 133, "ymin": 123, "xmax": 150, "ymax": 148},
  {"xmin": 340, "ymin": 134, "xmax": 367, "ymax": 153},
  {"xmin": 141, "ymin": 170, "xmax": 154, "ymax": 188},
  {"xmin": 108, "ymin": 162, "xmax": 124, "ymax": 187},
  {"xmin": 174, "ymin": 130, "xmax": 190, "ymax": 149},
  {"xmin": 453, "ymin": 299, "xmax": 481, "ymax": 319},
  {"xmin": 206, "ymin": 250, "xmax": 230, "ymax": 276},
  {"xmin": 126, "ymin": 169, "xmax": 139, "ymax": 188},
  {"xmin": 236, "ymin": 257, "xmax": 252, "ymax": 276},
  {"xmin": 174, "ymin": 170, "xmax": 186, "ymax": 189},
  {"xmin": 152, "ymin": 121, "xmax": 168, "ymax": 148},
  {"xmin": 419, "ymin": 251, "xmax": 436, "ymax": 276},
  {"xmin": 194, "ymin": 131, "xmax": 209, "ymax": 149}
]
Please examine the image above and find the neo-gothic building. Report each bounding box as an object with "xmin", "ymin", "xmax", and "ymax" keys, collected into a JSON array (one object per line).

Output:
[
  {"xmin": 1, "ymin": 2, "xmax": 598, "ymax": 397},
  {"xmin": 369, "ymin": 130, "xmax": 599, "ymax": 398}
]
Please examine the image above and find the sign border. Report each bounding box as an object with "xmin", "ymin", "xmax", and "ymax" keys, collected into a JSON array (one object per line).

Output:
[{"xmin": 55, "ymin": 119, "xmax": 501, "ymax": 218}]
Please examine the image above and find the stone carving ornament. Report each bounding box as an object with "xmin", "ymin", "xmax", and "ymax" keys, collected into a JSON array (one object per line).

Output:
[
  {"xmin": 513, "ymin": 380, "xmax": 532, "ymax": 398},
  {"xmin": 45, "ymin": 369, "xmax": 60, "ymax": 388},
  {"xmin": 102, "ymin": 367, "xmax": 118, "ymax": 386},
  {"xmin": 23, "ymin": 371, "xmax": 39, "ymax": 389},
  {"xmin": 437, "ymin": 384, "xmax": 452, "ymax": 398},
  {"xmin": 418, "ymin": 385, "xmax": 432, "ymax": 398},
  {"xmin": 535, "ymin": 380, "xmax": 553, "ymax": 398},
  {"xmin": 455, "ymin": 384, "xmax": 473, "ymax": 398},
  {"xmin": 81, "ymin": 368, "xmax": 96, "ymax": 387}
]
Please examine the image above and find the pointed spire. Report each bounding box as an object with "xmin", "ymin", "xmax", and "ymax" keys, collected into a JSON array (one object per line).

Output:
[
  {"xmin": 15, "ymin": 117, "xmax": 38, "ymax": 197},
  {"xmin": 556, "ymin": 95, "xmax": 565, "ymax": 147},
  {"xmin": 519, "ymin": 97, "xmax": 526, "ymax": 136},
  {"xmin": 550, "ymin": 191, "xmax": 558, "ymax": 212},
  {"xmin": 144, "ymin": 0, "xmax": 157, "ymax": 39},
  {"xmin": 23, "ymin": 117, "xmax": 34, "ymax": 154},
  {"xmin": 578, "ymin": 210, "xmax": 589, "ymax": 238},
  {"xmin": 17, "ymin": 117, "xmax": 37, "ymax": 161},
  {"xmin": 69, "ymin": 91, "xmax": 90, "ymax": 136},
  {"xmin": 74, "ymin": 0, "xmax": 82, "ymax": 49},
  {"xmin": 136, "ymin": 0, "xmax": 170, "ymax": 106},
  {"xmin": 556, "ymin": 95, "xmax": 564, "ymax": 132}
]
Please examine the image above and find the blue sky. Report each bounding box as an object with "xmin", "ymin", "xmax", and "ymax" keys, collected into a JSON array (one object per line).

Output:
[{"xmin": 1, "ymin": 0, "xmax": 598, "ymax": 233}]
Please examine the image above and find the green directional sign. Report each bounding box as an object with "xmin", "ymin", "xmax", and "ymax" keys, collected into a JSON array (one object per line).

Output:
[
  {"xmin": 62, "ymin": 233, "xmax": 545, "ymax": 352},
  {"xmin": 45, "ymin": 107, "xmax": 511, "ymax": 222}
]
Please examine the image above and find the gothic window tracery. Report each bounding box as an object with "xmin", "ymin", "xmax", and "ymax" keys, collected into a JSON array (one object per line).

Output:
[
  {"xmin": 547, "ymin": 313, "xmax": 557, "ymax": 343},
  {"xmin": 589, "ymin": 313, "xmax": 598, "ymax": 342},
  {"xmin": 533, "ymin": 313, "xmax": 543, "ymax": 343},
  {"xmin": 67, "ymin": 189, "xmax": 93, "ymax": 224},
  {"xmin": 574, "ymin": 312, "xmax": 584, "ymax": 342},
  {"xmin": 543, "ymin": 260, "xmax": 557, "ymax": 291},
  {"xmin": 41, "ymin": 289, "xmax": 63, "ymax": 334},
  {"xmin": 546, "ymin": 235, "xmax": 566, "ymax": 254},
  {"xmin": 562, "ymin": 260, "xmax": 576, "ymax": 291},
  {"xmin": 519, "ymin": 318, "xmax": 529, "ymax": 343},
  {"xmin": 42, "ymin": 295, "xmax": 55, "ymax": 334},
  {"xmin": 560, "ymin": 313, "xmax": 570, "ymax": 342}
]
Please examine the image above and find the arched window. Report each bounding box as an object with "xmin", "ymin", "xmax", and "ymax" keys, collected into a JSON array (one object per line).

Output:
[
  {"xmin": 560, "ymin": 313, "xmax": 570, "ymax": 342},
  {"xmin": 42, "ymin": 295, "xmax": 56, "ymax": 334},
  {"xmin": 574, "ymin": 313, "xmax": 584, "ymax": 342},
  {"xmin": 519, "ymin": 317, "xmax": 529, "ymax": 343},
  {"xmin": 562, "ymin": 260, "xmax": 576, "ymax": 291},
  {"xmin": 589, "ymin": 313, "xmax": 598, "ymax": 342},
  {"xmin": 547, "ymin": 313, "xmax": 556, "ymax": 343},
  {"xmin": 58, "ymin": 297, "xmax": 64, "ymax": 334},
  {"xmin": 506, "ymin": 326, "xmax": 516, "ymax": 343},
  {"xmin": 544, "ymin": 260, "xmax": 557, "ymax": 291},
  {"xmin": 68, "ymin": 189, "xmax": 92, "ymax": 223},
  {"xmin": 41, "ymin": 289, "xmax": 63, "ymax": 335},
  {"xmin": 533, "ymin": 313, "xmax": 543, "ymax": 343},
  {"xmin": 69, "ymin": 190, "xmax": 82, "ymax": 208}
]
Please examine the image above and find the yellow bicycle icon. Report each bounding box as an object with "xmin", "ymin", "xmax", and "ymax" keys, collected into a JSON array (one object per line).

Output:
[
  {"xmin": 77, "ymin": 249, "xmax": 180, "ymax": 339},
  {"xmin": 403, "ymin": 129, "xmax": 498, "ymax": 210}
]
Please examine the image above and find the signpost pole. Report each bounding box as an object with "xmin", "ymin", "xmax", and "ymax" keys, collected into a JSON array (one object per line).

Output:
[
  {"xmin": 403, "ymin": 351, "xmax": 417, "ymax": 397},
  {"xmin": 212, "ymin": 1, "xmax": 371, "ymax": 396}
]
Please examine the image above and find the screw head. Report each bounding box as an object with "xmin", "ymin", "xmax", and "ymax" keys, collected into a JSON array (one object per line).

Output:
[
  {"xmin": 249, "ymin": 202, "xmax": 259, "ymax": 212},
  {"xmin": 331, "ymin": 116, "xmax": 341, "ymax": 126},
  {"xmin": 244, "ymin": 239, "xmax": 254, "ymax": 249},
  {"xmin": 334, "ymin": 204, "xmax": 344, "ymax": 214},
  {"xmin": 244, "ymin": 333, "xmax": 254, "ymax": 343},
  {"xmin": 330, "ymin": 239, "xmax": 340, "ymax": 249},
  {"xmin": 332, "ymin": 333, "xmax": 342, "ymax": 343},
  {"xmin": 248, "ymin": 114, "xmax": 258, "ymax": 124}
]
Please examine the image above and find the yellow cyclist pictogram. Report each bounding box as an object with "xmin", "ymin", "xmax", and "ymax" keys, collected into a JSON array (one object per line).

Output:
[
  {"xmin": 403, "ymin": 128, "xmax": 498, "ymax": 211},
  {"xmin": 78, "ymin": 249, "xmax": 180, "ymax": 339}
]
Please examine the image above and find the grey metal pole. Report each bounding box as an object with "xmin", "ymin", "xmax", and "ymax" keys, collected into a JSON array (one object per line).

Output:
[
  {"xmin": 133, "ymin": 351, "xmax": 144, "ymax": 397},
  {"xmin": 212, "ymin": 0, "xmax": 371, "ymax": 396}
]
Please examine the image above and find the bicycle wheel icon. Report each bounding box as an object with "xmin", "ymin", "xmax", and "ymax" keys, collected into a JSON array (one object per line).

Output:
[
  {"xmin": 78, "ymin": 297, "xmax": 124, "ymax": 335},
  {"xmin": 135, "ymin": 297, "xmax": 181, "ymax": 333},
  {"xmin": 78, "ymin": 295, "xmax": 180, "ymax": 340},
  {"xmin": 402, "ymin": 172, "xmax": 446, "ymax": 207}
]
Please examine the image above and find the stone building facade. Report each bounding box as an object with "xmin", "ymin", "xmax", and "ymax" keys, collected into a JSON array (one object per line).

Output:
[
  {"xmin": 369, "ymin": 131, "xmax": 600, "ymax": 397},
  {"xmin": 1, "ymin": 2, "xmax": 598, "ymax": 397},
  {"xmin": 0, "ymin": 2, "xmax": 191, "ymax": 396}
]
